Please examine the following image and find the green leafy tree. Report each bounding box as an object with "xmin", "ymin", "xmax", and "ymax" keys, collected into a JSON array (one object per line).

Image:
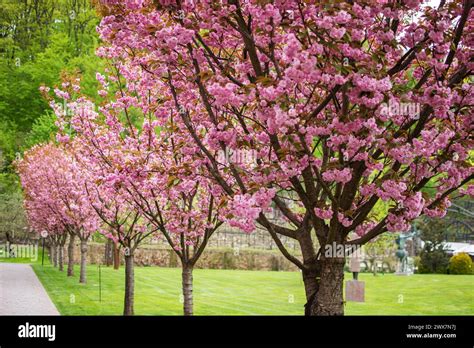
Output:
[
  {"xmin": 417, "ymin": 219, "xmax": 450, "ymax": 274},
  {"xmin": 23, "ymin": 111, "xmax": 58, "ymax": 149},
  {"xmin": 0, "ymin": 0, "xmax": 101, "ymax": 153}
]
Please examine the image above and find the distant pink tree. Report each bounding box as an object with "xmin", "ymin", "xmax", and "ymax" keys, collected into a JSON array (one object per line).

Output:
[
  {"xmin": 17, "ymin": 143, "xmax": 101, "ymax": 283},
  {"xmin": 93, "ymin": 0, "xmax": 474, "ymax": 315},
  {"xmin": 23, "ymin": 196, "xmax": 67, "ymax": 270}
]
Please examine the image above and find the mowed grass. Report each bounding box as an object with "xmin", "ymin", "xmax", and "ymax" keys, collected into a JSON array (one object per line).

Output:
[
  {"xmin": 0, "ymin": 248, "xmax": 47, "ymax": 264},
  {"xmin": 30, "ymin": 263, "xmax": 474, "ymax": 315}
]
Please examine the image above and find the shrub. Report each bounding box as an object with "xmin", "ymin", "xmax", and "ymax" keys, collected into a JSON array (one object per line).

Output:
[
  {"xmin": 222, "ymin": 251, "xmax": 235, "ymax": 269},
  {"xmin": 270, "ymin": 255, "xmax": 281, "ymax": 271},
  {"xmin": 168, "ymin": 250, "xmax": 178, "ymax": 268},
  {"xmin": 448, "ymin": 253, "xmax": 473, "ymax": 275},
  {"xmin": 418, "ymin": 246, "xmax": 449, "ymax": 274},
  {"xmin": 413, "ymin": 256, "xmax": 421, "ymax": 270}
]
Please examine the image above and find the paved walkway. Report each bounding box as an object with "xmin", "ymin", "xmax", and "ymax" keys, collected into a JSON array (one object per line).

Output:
[{"xmin": 0, "ymin": 263, "xmax": 59, "ymax": 315}]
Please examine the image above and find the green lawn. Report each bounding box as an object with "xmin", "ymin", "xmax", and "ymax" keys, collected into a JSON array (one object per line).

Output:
[
  {"xmin": 28, "ymin": 263, "xmax": 474, "ymax": 315},
  {"xmin": 0, "ymin": 248, "xmax": 47, "ymax": 264}
]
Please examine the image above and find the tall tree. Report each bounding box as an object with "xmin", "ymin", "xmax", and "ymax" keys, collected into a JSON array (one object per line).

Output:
[
  {"xmin": 94, "ymin": 0, "xmax": 474, "ymax": 315},
  {"xmin": 0, "ymin": 0, "xmax": 100, "ymax": 161}
]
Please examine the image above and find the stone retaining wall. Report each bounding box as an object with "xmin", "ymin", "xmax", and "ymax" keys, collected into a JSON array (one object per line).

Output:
[{"xmin": 64, "ymin": 242, "xmax": 299, "ymax": 272}]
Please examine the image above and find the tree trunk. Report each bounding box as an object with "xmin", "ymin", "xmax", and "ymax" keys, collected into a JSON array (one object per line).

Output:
[
  {"xmin": 113, "ymin": 242, "xmax": 120, "ymax": 270},
  {"xmin": 105, "ymin": 239, "xmax": 113, "ymax": 266},
  {"xmin": 310, "ymin": 257, "xmax": 345, "ymax": 316},
  {"xmin": 182, "ymin": 263, "xmax": 194, "ymax": 316},
  {"xmin": 52, "ymin": 245, "xmax": 58, "ymax": 267},
  {"xmin": 49, "ymin": 245, "xmax": 53, "ymax": 264},
  {"xmin": 123, "ymin": 253, "xmax": 134, "ymax": 315},
  {"xmin": 302, "ymin": 267, "xmax": 319, "ymax": 316},
  {"xmin": 79, "ymin": 240, "xmax": 88, "ymax": 284},
  {"xmin": 48, "ymin": 246, "xmax": 52, "ymax": 264},
  {"xmin": 67, "ymin": 233, "xmax": 75, "ymax": 276},
  {"xmin": 58, "ymin": 245, "xmax": 64, "ymax": 271},
  {"xmin": 297, "ymin": 229, "xmax": 320, "ymax": 316},
  {"xmin": 55, "ymin": 244, "xmax": 59, "ymax": 267}
]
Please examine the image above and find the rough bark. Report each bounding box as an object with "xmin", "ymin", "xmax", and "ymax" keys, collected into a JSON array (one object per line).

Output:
[
  {"xmin": 182, "ymin": 263, "xmax": 194, "ymax": 316},
  {"xmin": 302, "ymin": 267, "xmax": 320, "ymax": 316},
  {"xmin": 79, "ymin": 240, "xmax": 88, "ymax": 284},
  {"xmin": 296, "ymin": 229, "xmax": 320, "ymax": 316},
  {"xmin": 58, "ymin": 245, "xmax": 64, "ymax": 271},
  {"xmin": 310, "ymin": 257, "xmax": 345, "ymax": 316},
  {"xmin": 113, "ymin": 242, "xmax": 120, "ymax": 270},
  {"xmin": 67, "ymin": 233, "xmax": 75, "ymax": 276},
  {"xmin": 123, "ymin": 253, "xmax": 134, "ymax": 315}
]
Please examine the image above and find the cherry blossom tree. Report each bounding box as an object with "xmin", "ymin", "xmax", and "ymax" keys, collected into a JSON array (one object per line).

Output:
[
  {"xmin": 85, "ymin": 178, "xmax": 156, "ymax": 315},
  {"xmin": 122, "ymin": 136, "xmax": 225, "ymax": 316},
  {"xmin": 25, "ymin": 207, "xmax": 66, "ymax": 270},
  {"xmin": 93, "ymin": 0, "xmax": 474, "ymax": 315},
  {"xmin": 17, "ymin": 143, "xmax": 100, "ymax": 283},
  {"xmin": 72, "ymin": 138, "xmax": 158, "ymax": 316},
  {"xmin": 17, "ymin": 145, "xmax": 69, "ymax": 269},
  {"xmin": 52, "ymin": 69, "xmax": 226, "ymax": 315}
]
